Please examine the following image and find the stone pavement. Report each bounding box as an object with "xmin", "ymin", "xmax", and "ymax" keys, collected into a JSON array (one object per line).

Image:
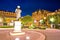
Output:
[
  {"xmin": 0, "ymin": 29, "xmax": 45, "ymax": 40},
  {"xmin": 0, "ymin": 28, "xmax": 60, "ymax": 40}
]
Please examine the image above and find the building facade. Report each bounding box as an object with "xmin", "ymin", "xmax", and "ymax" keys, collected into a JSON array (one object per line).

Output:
[
  {"xmin": 0, "ymin": 10, "xmax": 16, "ymax": 26},
  {"xmin": 32, "ymin": 9, "xmax": 60, "ymax": 28}
]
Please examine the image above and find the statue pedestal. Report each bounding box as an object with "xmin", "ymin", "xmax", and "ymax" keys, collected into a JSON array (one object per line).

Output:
[{"xmin": 10, "ymin": 21, "xmax": 25, "ymax": 36}]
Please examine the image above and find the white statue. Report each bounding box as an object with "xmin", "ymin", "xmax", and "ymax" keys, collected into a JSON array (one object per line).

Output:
[
  {"xmin": 15, "ymin": 6, "xmax": 22, "ymax": 20},
  {"xmin": 14, "ymin": 6, "xmax": 22, "ymax": 32},
  {"xmin": 10, "ymin": 6, "xmax": 25, "ymax": 36}
]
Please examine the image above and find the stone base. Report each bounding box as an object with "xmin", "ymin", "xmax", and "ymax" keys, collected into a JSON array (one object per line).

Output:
[{"xmin": 10, "ymin": 32, "xmax": 25, "ymax": 36}]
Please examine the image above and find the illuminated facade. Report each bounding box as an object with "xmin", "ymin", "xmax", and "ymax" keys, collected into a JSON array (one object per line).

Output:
[
  {"xmin": 32, "ymin": 9, "xmax": 60, "ymax": 28},
  {"xmin": 32, "ymin": 10, "xmax": 49, "ymax": 27},
  {"xmin": 0, "ymin": 10, "xmax": 16, "ymax": 26}
]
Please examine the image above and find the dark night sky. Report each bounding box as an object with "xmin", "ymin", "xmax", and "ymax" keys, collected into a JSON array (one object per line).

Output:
[{"xmin": 0, "ymin": 0, "xmax": 60, "ymax": 16}]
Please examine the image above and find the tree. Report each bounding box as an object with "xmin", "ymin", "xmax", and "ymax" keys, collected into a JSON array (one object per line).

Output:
[
  {"xmin": 21, "ymin": 15, "xmax": 33, "ymax": 26},
  {"xmin": 47, "ymin": 15, "xmax": 57, "ymax": 24}
]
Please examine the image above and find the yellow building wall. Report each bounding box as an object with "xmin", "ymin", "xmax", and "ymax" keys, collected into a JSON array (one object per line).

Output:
[{"xmin": 5, "ymin": 18, "xmax": 16, "ymax": 23}]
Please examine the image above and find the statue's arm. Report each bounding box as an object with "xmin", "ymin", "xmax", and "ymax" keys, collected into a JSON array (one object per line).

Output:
[{"xmin": 15, "ymin": 9, "xmax": 17, "ymax": 13}]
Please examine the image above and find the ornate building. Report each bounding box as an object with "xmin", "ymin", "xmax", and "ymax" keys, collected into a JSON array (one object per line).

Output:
[
  {"xmin": 0, "ymin": 10, "xmax": 16, "ymax": 26},
  {"xmin": 32, "ymin": 9, "xmax": 60, "ymax": 28},
  {"xmin": 32, "ymin": 10, "xmax": 49, "ymax": 27}
]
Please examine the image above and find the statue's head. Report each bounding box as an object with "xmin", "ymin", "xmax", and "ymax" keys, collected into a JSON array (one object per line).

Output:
[{"xmin": 17, "ymin": 6, "xmax": 20, "ymax": 9}]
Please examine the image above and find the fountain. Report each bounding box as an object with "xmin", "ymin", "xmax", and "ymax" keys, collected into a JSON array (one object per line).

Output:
[
  {"xmin": 10, "ymin": 6, "xmax": 25, "ymax": 36},
  {"xmin": 9, "ymin": 6, "xmax": 45, "ymax": 40}
]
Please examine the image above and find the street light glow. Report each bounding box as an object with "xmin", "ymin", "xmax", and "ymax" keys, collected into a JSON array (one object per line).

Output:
[
  {"xmin": 0, "ymin": 18, "xmax": 3, "ymax": 22},
  {"xmin": 34, "ymin": 20, "xmax": 37, "ymax": 23},
  {"xmin": 40, "ymin": 20, "xmax": 43, "ymax": 22},
  {"xmin": 26, "ymin": 36, "xmax": 30, "ymax": 40},
  {"xmin": 15, "ymin": 38, "xmax": 20, "ymax": 40},
  {"xmin": 50, "ymin": 18, "xmax": 55, "ymax": 22}
]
